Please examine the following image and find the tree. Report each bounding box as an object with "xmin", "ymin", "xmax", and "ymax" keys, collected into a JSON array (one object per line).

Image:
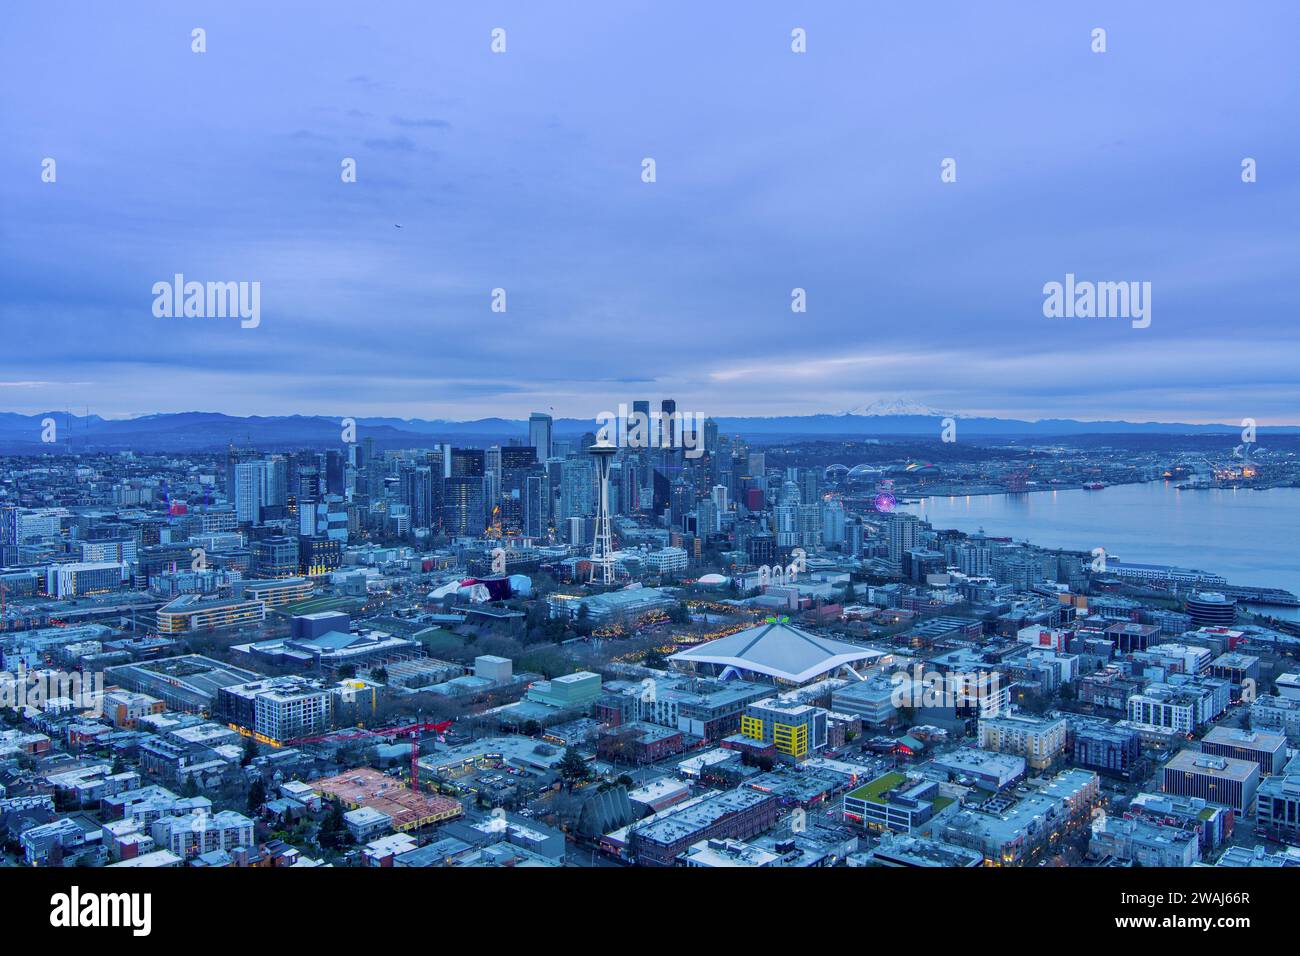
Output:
[
  {"xmin": 843, "ymin": 581, "xmax": 857, "ymax": 603},
  {"xmin": 247, "ymin": 778, "xmax": 267, "ymax": 815},
  {"xmin": 318, "ymin": 801, "xmax": 347, "ymax": 850},
  {"xmin": 558, "ymin": 747, "xmax": 590, "ymax": 792},
  {"xmin": 241, "ymin": 735, "xmax": 258, "ymax": 767},
  {"xmin": 574, "ymin": 604, "xmax": 593, "ymax": 637},
  {"xmin": 180, "ymin": 776, "xmax": 201, "ymax": 798}
]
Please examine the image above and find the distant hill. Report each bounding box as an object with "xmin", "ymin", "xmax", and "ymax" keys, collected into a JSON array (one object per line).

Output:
[{"xmin": 1, "ymin": 409, "xmax": 1295, "ymax": 454}]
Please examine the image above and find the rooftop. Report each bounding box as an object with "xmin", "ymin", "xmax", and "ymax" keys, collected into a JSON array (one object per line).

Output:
[{"xmin": 670, "ymin": 620, "xmax": 881, "ymax": 684}]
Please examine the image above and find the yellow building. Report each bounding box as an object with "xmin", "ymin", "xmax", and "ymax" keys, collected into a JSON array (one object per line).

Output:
[{"xmin": 740, "ymin": 698, "xmax": 826, "ymax": 760}]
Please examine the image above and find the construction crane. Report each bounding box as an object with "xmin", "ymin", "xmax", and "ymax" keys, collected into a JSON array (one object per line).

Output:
[{"xmin": 285, "ymin": 719, "xmax": 453, "ymax": 791}]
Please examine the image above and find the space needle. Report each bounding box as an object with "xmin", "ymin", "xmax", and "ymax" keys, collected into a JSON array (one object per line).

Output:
[{"xmin": 588, "ymin": 440, "xmax": 619, "ymax": 584}]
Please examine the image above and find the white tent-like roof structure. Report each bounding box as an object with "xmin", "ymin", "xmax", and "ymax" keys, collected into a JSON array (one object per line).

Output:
[{"xmin": 669, "ymin": 619, "xmax": 881, "ymax": 685}]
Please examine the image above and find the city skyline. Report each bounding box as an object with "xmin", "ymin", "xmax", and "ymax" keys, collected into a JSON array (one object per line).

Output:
[{"xmin": 4, "ymin": 2, "xmax": 1298, "ymax": 423}]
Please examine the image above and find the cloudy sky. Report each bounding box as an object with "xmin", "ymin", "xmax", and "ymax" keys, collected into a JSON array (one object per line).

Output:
[{"xmin": 2, "ymin": 1, "xmax": 1298, "ymax": 424}]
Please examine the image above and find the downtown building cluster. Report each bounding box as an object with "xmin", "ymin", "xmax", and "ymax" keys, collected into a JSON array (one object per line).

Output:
[{"xmin": 1, "ymin": 412, "xmax": 1299, "ymax": 869}]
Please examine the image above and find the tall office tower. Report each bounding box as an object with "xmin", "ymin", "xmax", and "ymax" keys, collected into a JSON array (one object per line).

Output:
[
  {"xmin": 528, "ymin": 412, "xmax": 553, "ymax": 461},
  {"xmin": 524, "ymin": 473, "xmax": 550, "ymax": 538},
  {"xmin": 660, "ymin": 399, "xmax": 677, "ymax": 449},
  {"xmin": 798, "ymin": 502, "xmax": 822, "ymax": 549},
  {"xmin": 697, "ymin": 497, "xmax": 719, "ymax": 535},
  {"xmin": 232, "ymin": 460, "xmax": 267, "ymax": 524},
  {"xmin": 670, "ymin": 476, "xmax": 692, "ymax": 529},
  {"xmin": 559, "ymin": 458, "xmax": 595, "ymax": 522},
  {"xmin": 775, "ymin": 499, "xmax": 799, "ymax": 547},
  {"xmin": 545, "ymin": 458, "xmax": 565, "ymax": 520},
  {"xmin": 778, "ymin": 480, "xmax": 801, "ymax": 507},
  {"xmin": 588, "ymin": 441, "xmax": 619, "ymax": 584},
  {"xmin": 846, "ymin": 518, "xmax": 865, "ymax": 558},
  {"xmin": 296, "ymin": 466, "xmax": 321, "ymax": 501},
  {"xmin": 822, "ymin": 497, "xmax": 846, "ymax": 546},
  {"xmin": 631, "ymin": 400, "xmax": 650, "ymax": 440},
  {"xmin": 325, "ymin": 449, "xmax": 345, "ymax": 495},
  {"xmin": 0, "ymin": 505, "xmax": 16, "ymax": 565},
  {"xmin": 400, "ymin": 465, "xmax": 435, "ymax": 530},
  {"xmin": 608, "ymin": 461, "xmax": 626, "ymax": 517},
  {"xmin": 360, "ymin": 456, "xmax": 386, "ymax": 504},
  {"xmin": 800, "ymin": 467, "xmax": 819, "ymax": 507},
  {"xmin": 711, "ymin": 484, "xmax": 728, "ymax": 514},
  {"xmin": 566, "ymin": 516, "xmax": 588, "ymax": 546},
  {"xmin": 485, "ymin": 446, "xmax": 502, "ymax": 517},
  {"xmin": 264, "ymin": 456, "xmax": 289, "ymax": 509},
  {"xmin": 887, "ymin": 512, "xmax": 922, "ymax": 563},
  {"xmin": 499, "ymin": 446, "xmax": 538, "ymax": 532},
  {"xmin": 484, "ymin": 469, "xmax": 501, "ymax": 530},
  {"xmin": 443, "ymin": 476, "xmax": 486, "ymax": 537},
  {"xmin": 621, "ymin": 456, "xmax": 642, "ymax": 514},
  {"xmin": 718, "ymin": 456, "xmax": 736, "ymax": 504},
  {"xmin": 747, "ymin": 452, "xmax": 766, "ymax": 479},
  {"xmin": 450, "ymin": 448, "xmax": 485, "ymax": 477},
  {"xmin": 298, "ymin": 498, "xmax": 317, "ymax": 536},
  {"xmin": 704, "ymin": 418, "xmax": 719, "ymax": 455}
]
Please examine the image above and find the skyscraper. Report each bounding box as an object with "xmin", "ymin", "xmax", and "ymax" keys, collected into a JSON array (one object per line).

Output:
[
  {"xmin": 500, "ymin": 446, "xmax": 538, "ymax": 532},
  {"xmin": 232, "ymin": 460, "xmax": 266, "ymax": 525},
  {"xmin": 528, "ymin": 412, "xmax": 553, "ymax": 461},
  {"xmin": 443, "ymin": 476, "xmax": 486, "ymax": 537},
  {"xmin": 399, "ymin": 465, "xmax": 435, "ymax": 530},
  {"xmin": 822, "ymin": 497, "xmax": 846, "ymax": 546},
  {"xmin": 444, "ymin": 448, "xmax": 487, "ymax": 535},
  {"xmin": 631, "ymin": 400, "xmax": 650, "ymax": 435},
  {"xmin": 703, "ymin": 417, "xmax": 719, "ymax": 454},
  {"xmin": 559, "ymin": 458, "xmax": 595, "ymax": 523},
  {"xmin": 888, "ymin": 513, "xmax": 922, "ymax": 563},
  {"xmin": 324, "ymin": 449, "xmax": 345, "ymax": 496},
  {"xmin": 524, "ymin": 473, "xmax": 549, "ymax": 538},
  {"xmin": 660, "ymin": 398, "xmax": 677, "ymax": 449}
]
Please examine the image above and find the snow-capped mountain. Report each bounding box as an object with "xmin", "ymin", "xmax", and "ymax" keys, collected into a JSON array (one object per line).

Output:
[{"xmin": 857, "ymin": 398, "xmax": 955, "ymax": 417}]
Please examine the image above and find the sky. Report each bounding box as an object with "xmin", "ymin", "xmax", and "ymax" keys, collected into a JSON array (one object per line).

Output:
[{"xmin": 2, "ymin": 1, "xmax": 1298, "ymax": 425}]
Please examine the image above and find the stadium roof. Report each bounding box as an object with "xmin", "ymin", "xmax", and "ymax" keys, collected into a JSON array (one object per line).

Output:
[{"xmin": 669, "ymin": 620, "xmax": 881, "ymax": 684}]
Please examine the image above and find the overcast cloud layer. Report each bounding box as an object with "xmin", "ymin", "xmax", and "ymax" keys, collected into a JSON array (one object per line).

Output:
[{"xmin": 2, "ymin": 1, "xmax": 1298, "ymax": 424}]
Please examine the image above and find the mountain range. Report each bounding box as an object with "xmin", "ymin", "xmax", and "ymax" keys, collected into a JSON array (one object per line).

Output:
[{"xmin": 1, "ymin": 409, "xmax": 1295, "ymax": 454}]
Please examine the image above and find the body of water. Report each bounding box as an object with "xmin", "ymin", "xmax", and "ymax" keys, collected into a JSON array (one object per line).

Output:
[{"xmin": 900, "ymin": 481, "xmax": 1300, "ymax": 620}]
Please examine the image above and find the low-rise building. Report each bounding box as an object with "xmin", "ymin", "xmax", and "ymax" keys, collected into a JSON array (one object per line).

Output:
[
  {"xmin": 1201, "ymin": 727, "xmax": 1287, "ymax": 776},
  {"xmin": 629, "ymin": 788, "xmax": 780, "ymax": 867},
  {"xmin": 1255, "ymin": 754, "xmax": 1300, "ymax": 846},
  {"xmin": 1162, "ymin": 749, "xmax": 1259, "ymax": 817},
  {"xmin": 1250, "ymin": 695, "xmax": 1300, "ymax": 743},
  {"xmin": 1089, "ymin": 814, "xmax": 1200, "ymax": 867},
  {"xmin": 941, "ymin": 769, "xmax": 1099, "ymax": 866},
  {"xmin": 977, "ymin": 712, "xmax": 1067, "ymax": 770},
  {"xmin": 842, "ymin": 771, "xmax": 956, "ymax": 834},
  {"xmin": 151, "ymin": 810, "xmax": 254, "ymax": 860}
]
